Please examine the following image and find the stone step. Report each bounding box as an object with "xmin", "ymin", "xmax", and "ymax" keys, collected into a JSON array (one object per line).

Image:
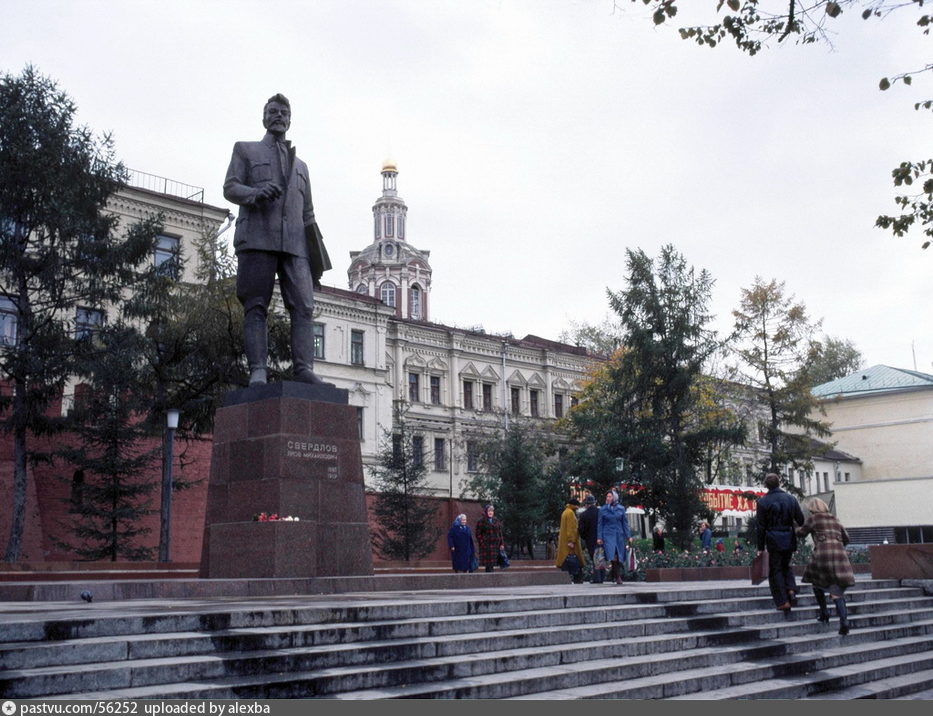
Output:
[
  {"xmin": 35, "ymin": 623, "xmax": 933, "ymax": 701},
  {"xmin": 15, "ymin": 608, "xmax": 933, "ymax": 700},
  {"xmin": 666, "ymin": 648, "xmax": 933, "ymax": 700},
  {"xmin": 802, "ymin": 666, "xmax": 933, "ymax": 700},
  {"xmin": 3, "ymin": 588, "xmax": 929, "ymax": 671},
  {"xmin": 0, "ymin": 580, "xmax": 915, "ymax": 643},
  {"xmin": 3, "ymin": 579, "xmax": 929, "ymax": 699}
]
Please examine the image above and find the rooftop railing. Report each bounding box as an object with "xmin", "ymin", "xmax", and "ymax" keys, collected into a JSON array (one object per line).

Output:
[{"xmin": 125, "ymin": 168, "xmax": 205, "ymax": 203}]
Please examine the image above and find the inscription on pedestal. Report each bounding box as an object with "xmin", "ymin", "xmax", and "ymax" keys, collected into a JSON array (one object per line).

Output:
[{"xmin": 285, "ymin": 440, "xmax": 339, "ymax": 480}]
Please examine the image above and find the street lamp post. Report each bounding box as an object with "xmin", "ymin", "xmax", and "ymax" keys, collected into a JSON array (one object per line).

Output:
[{"xmin": 159, "ymin": 408, "xmax": 180, "ymax": 563}]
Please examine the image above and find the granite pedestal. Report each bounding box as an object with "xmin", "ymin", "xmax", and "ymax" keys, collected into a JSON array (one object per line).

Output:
[{"xmin": 199, "ymin": 381, "xmax": 373, "ymax": 579}]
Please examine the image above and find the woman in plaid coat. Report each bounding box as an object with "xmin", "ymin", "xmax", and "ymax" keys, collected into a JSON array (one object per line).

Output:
[
  {"xmin": 475, "ymin": 504, "xmax": 505, "ymax": 573},
  {"xmin": 797, "ymin": 497, "xmax": 856, "ymax": 635}
]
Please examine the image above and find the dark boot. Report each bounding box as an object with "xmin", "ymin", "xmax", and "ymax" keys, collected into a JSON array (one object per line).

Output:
[
  {"xmin": 243, "ymin": 307, "xmax": 269, "ymax": 386},
  {"xmin": 814, "ymin": 588, "xmax": 830, "ymax": 622},
  {"xmin": 834, "ymin": 597, "xmax": 850, "ymax": 635}
]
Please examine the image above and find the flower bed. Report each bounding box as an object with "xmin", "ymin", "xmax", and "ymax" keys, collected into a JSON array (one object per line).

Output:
[{"xmin": 628, "ymin": 538, "xmax": 870, "ymax": 582}]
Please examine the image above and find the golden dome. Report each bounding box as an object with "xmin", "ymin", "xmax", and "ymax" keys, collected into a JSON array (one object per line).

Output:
[{"xmin": 382, "ymin": 158, "xmax": 397, "ymax": 173}]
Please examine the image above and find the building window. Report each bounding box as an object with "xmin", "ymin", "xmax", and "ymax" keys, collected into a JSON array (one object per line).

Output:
[
  {"xmin": 412, "ymin": 435, "xmax": 423, "ymax": 467},
  {"xmin": 356, "ymin": 407, "xmax": 364, "ymax": 441},
  {"xmin": 356, "ymin": 283, "xmax": 368, "ymax": 295},
  {"xmin": 351, "ymin": 330, "xmax": 364, "ymax": 366},
  {"xmin": 408, "ymin": 372, "xmax": 420, "ymax": 403},
  {"xmin": 410, "ymin": 285, "xmax": 422, "ymax": 320},
  {"xmin": 154, "ymin": 235, "xmax": 180, "ymax": 278},
  {"xmin": 385, "ymin": 214, "xmax": 394, "ymax": 238},
  {"xmin": 0, "ymin": 297, "xmax": 17, "ymax": 346},
  {"xmin": 510, "ymin": 387, "xmax": 521, "ymax": 416},
  {"xmin": 380, "ymin": 282, "xmax": 396, "ymax": 307},
  {"xmin": 313, "ymin": 323, "xmax": 325, "ymax": 359},
  {"xmin": 75, "ymin": 307, "xmax": 103, "ymax": 340},
  {"xmin": 467, "ymin": 441, "xmax": 479, "ymax": 472},
  {"xmin": 482, "ymin": 383, "xmax": 493, "ymax": 411},
  {"xmin": 430, "ymin": 375, "xmax": 441, "ymax": 405},
  {"xmin": 554, "ymin": 393, "xmax": 564, "ymax": 419},
  {"xmin": 463, "ymin": 380, "xmax": 474, "ymax": 410},
  {"xmin": 374, "ymin": 215, "xmax": 380, "ymax": 240},
  {"xmin": 434, "ymin": 438, "xmax": 446, "ymax": 472},
  {"xmin": 399, "ymin": 215, "xmax": 405, "ymax": 239},
  {"xmin": 530, "ymin": 389, "xmax": 540, "ymax": 417},
  {"xmin": 844, "ymin": 472, "xmax": 850, "ymax": 482}
]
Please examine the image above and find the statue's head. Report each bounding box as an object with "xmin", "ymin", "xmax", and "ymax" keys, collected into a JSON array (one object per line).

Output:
[{"xmin": 263, "ymin": 93, "xmax": 291, "ymax": 136}]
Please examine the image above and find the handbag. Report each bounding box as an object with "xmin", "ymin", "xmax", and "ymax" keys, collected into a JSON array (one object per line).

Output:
[
  {"xmin": 468, "ymin": 554, "xmax": 478, "ymax": 573},
  {"xmin": 626, "ymin": 547, "xmax": 638, "ymax": 573},
  {"xmin": 593, "ymin": 546, "xmax": 608, "ymax": 572},
  {"xmin": 750, "ymin": 550, "xmax": 769, "ymax": 585},
  {"xmin": 497, "ymin": 548, "xmax": 510, "ymax": 569},
  {"xmin": 560, "ymin": 553, "xmax": 582, "ymax": 576}
]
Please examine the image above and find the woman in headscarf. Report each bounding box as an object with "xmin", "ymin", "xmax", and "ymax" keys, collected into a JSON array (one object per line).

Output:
[
  {"xmin": 597, "ymin": 489, "xmax": 631, "ymax": 585},
  {"xmin": 555, "ymin": 498, "xmax": 585, "ymax": 584},
  {"xmin": 797, "ymin": 497, "xmax": 857, "ymax": 635},
  {"xmin": 447, "ymin": 513, "xmax": 477, "ymax": 573},
  {"xmin": 475, "ymin": 504, "xmax": 505, "ymax": 573}
]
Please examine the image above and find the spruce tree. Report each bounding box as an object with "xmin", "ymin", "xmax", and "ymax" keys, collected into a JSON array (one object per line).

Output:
[
  {"xmin": 568, "ymin": 245, "xmax": 743, "ymax": 549},
  {"xmin": 0, "ymin": 66, "xmax": 155, "ymax": 560},
  {"xmin": 369, "ymin": 407, "xmax": 440, "ymax": 562},
  {"xmin": 58, "ymin": 324, "xmax": 157, "ymax": 561}
]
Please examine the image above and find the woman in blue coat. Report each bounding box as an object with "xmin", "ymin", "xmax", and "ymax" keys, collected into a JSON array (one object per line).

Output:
[
  {"xmin": 447, "ymin": 513, "xmax": 477, "ymax": 573},
  {"xmin": 597, "ymin": 489, "xmax": 631, "ymax": 585}
]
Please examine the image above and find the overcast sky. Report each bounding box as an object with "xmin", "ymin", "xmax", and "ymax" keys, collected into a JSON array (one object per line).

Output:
[{"xmin": 3, "ymin": 0, "xmax": 930, "ymax": 372}]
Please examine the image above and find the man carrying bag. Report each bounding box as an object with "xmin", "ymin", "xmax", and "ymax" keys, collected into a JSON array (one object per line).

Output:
[{"xmin": 756, "ymin": 473, "xmax": 805, "ymax": 611}]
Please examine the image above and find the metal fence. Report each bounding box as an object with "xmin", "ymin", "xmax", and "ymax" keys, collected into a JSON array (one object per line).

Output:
[{"xmin": 125, "ymin": 168, "xmax": 204, "ymax": 203}]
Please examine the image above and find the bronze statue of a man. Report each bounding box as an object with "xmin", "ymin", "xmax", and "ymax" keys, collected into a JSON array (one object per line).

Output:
[{"xmin": 223, "ymin": 93, "xmax": 331, "ymax": 386}]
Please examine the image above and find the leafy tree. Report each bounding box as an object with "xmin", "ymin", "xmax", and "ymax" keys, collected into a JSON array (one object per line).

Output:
[
  {"xmin": 124, "ymin": 217, "xmax": 248, "ymax": 436},
  {"xmin": 0, "ymin": 67, "xmax": 155, "ymax": 561},
  {"xmin": 568, "ymin": 245, "xmax": 743, "ymax": 549},
  {"xmin": 558, "ymin": 316, "xmax": 624, "ymax": 355},
  {"xmin": 369, "ymin": 406, "xmax": 440, "ymax": 562},
  {"xmin": 804, "ymin": 335, "xmax": 864, "ymax": 387},
  {"xmin": 731, "ymin": 277, "xmax": 832, "ymax": 479},
  {"xmin": 464, "ymin": 420, "xmax": 563, "ymax": 559},
  {"xmin": 57, "ymin": 323, "xmax": 158, "ymax": 561},
  {"xmin": 628, "ymin": 0, "xmax": 933, "ymax": 249}
]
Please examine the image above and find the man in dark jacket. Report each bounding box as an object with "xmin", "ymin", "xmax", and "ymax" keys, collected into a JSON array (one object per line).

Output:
[
  {"xmin": 577, "ymin": 494, "xmax": 602, "ymax": 583},
  {"xmin": 756, "ymin": 472, "xmax": 806, "ymax": 611}
]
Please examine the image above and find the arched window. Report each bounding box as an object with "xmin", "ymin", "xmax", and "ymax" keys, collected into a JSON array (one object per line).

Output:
[
  {"xmin": 380, "ymin": 282, "xmax": 397, "ymax": 307},
  {"xmin": 410, "ymin": 284, "xmax": 422, "ymax": 319},
  {"xmin": 356, "ymin": 284, "xmax": 368, "ymax": 295}
]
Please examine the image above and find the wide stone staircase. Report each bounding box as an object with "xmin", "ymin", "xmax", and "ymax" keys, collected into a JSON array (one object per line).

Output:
[{"xmin": 2, "ymin": 579, "xmax": 933, "ymax": 700}]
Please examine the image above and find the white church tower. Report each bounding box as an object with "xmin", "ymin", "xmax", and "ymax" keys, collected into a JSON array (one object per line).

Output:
[{"xmin": 348, "ymin": 161, "xmax": 432, "ymax": 321}]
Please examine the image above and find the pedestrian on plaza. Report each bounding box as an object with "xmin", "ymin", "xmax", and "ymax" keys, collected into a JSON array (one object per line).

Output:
[
  {"xmin": 797, "ymin": 497, "xmax": 856, "ymax": 635},
  {"xmin": 715, "ymin": 538, "xmax": 725, "ymax": 553},
  {"xmin": 699, "ymin": 521, "xmax": 713, "ymax": 551},
  {"xmin": 578, "ymin": 494, "xmax": 603, "ymax": 583},
  {"xmin": 556, "ymin": 498, "xmax": 586, "ymax": 584},
  {"xmin": 475, "ymin": 504, "xmax": 505, "ymax": 573},
  {"xmin": 652, "ymin": 525, "xmax": 666, "ymax": 552},
  {"xmin": 447, "ymin": 513, "xmax": 477, "ymax": 574},
  {"xmin": 597, "ymin": 489, "xmax": 631, "ymax": 585},
  {"xmin": 756, "ymin": 472, "xmax": 806, "ymax": 612}
]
